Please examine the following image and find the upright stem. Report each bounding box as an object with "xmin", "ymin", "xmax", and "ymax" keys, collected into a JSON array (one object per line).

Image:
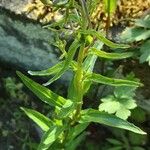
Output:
[
  {"xmin": 106, "ymin": 0, "xmax": 111, "ymax": 37},
  {"xmin": 73, "ymin": 41, "xmax": 85, "ymax": 120}
]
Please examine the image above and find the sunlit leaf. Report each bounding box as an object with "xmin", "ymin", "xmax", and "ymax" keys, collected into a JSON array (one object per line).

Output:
[
  {"xmin": 90, "ymin": 47, "xmax": 133, "ymax": 60},
  {"xmin": 86, "ymin": 73, "xmax": 142, "ymax": 87},
  {"xmin": 38, "ymin": 126, "xmax": 65, "ymax": 150},
  {"xmin": 21, "ymin": 107, "xmax": 53, "ymax": 132},
  {"xmin": 83, "ymin": 41, "xmax": 104, "ymax": 72},
  {"xmin": 57, "ymin": 100, "xmax": 75, "ymax": 119},
  {"xmin": 83, "ymin": 41, "xmax": 104, "ymax": 94},
  {"xmin": 17, "ymin": 71, "xmax": 66, "ymax": 107},
  {"xmin": 79, "ymin": 109, "xmax": 146, "ymax": 134},
  {"xmin": 28, "ymin": 61, "xmax": 64, "ymax": 76},
  {"xmin": 99, "ymin": 95, "xmax": 137, "ymax": 120}
]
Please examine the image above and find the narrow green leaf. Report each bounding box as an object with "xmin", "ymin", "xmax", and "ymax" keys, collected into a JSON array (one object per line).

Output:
[
  {"xmin": 16, "ymin": 71, "xmax": 66, "ymax": 107},
  {"xmin": 43, "ymin": 39, "xmax": 80, "ymax": 86},
  {"xmin": 57, "ymin": 100, "xmax": 75, "ymax": 119},
  {"xmin": 103, "ymin": 0, "xmax": 117, "ymax": 14},
  {"xmin": 67, "ymin": 123, "xmax": 89, "ymax": 144},
  {"xmin": 38, "ymin": 126, "xmax": 65, "ymax": 150},
  {"xmin": 86, "ymin": 73, "xmax": 142, "ymax": 87},
  {"xmin": 107, "ymin": 138, "xmax": 122, "ymax": 145},
  {"xmin": 90, "ymin": 48, "xmax": 133, "ymax": 60},
  {"xmin": 66, "ymin": 132, "xmax": 87, "ymax": 150},
  {"xmin": 83, "ymin": 41, "xmax": 104, "ymax": 94},
  {"xmin": 28, "ymin": 61, "xmax": 64, "ymax": 76},
  {"xmin": 79, "ymin": 109, "xmax": 146, "ymax": 135},
  {"xmin": 83, "ymin": 41, "xmax": 104, "ymax": 72},
  {"xmin": 80, "ymin": 30, "xmax": 130, "ymax": 48},
  {"xmin": 107, "ymin": 146, "xmax": 123, "ymax": 150},
  {"xmin": 21, "ymin": 107, "xmax": 53, "ymax": 132}
]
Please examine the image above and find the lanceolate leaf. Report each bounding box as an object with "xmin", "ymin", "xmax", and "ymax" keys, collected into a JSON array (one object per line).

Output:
[
  {"xmin": 86, "ymin": 73, "xmax": 142, "ymax": 87},
  {"xmin": 28, "ymin": 61, "xmax": 77, "ymax": 77},
  {"xmin": 66, "ymin": 132, "xmax": 87, "ymax": 150},
  {"xmin": 83, "ymin": 41, "xmax": 104, "ymax": 72},
  {"xmin": 43, "ymin": 39, "xmax": 80, "ymax": 86},
  {"xmin": 16, "ymin": 71, "xmax": 66, "ymax": 107},
  {"xmin": 57, "ymin": 100, "xmax": 75, "ymax": 119},
  {"xmin": 90, "ymin": 48, "xmax": 133, "ymax": 60},
  {"xmin": 21, "ymin": 107, "xmax": 53, "ymax": 132},
  {"xmin": 80, "ymin": 30, "xmax": 129, "ymax": 48},
  {"xmin": 83, "ymin": 41, "xmax": 104, "ymax": 94},
  {"xmin": 103, "ymin": 0, "xmax": 117, "ymax": 14},
  {"xmin": 66, "ymin": 123, "xmax": 89, "ymax": 144},
  {"xmin": 38, "ymin": 126, "xmax": 65, "ymax": 150},
  {"xmin": 79, "ymin": 109, "xmax": 146, "ymax": 135},
  {"xmin": 28, "ymin": 61, "xmax": 65, "ymax": 76}
]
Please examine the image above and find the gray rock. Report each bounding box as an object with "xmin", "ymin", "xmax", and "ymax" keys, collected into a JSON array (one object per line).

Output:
[{"xmin": 0, "ymin": 8, "xmax": 59, "ymax": 71}]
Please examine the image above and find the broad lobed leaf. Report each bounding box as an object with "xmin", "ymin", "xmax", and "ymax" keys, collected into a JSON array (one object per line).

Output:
[{"xmin": 99, "ymin": 95, "xmax": 137, "ymax": 120}]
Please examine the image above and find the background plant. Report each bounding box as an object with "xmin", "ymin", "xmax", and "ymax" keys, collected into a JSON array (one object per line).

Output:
[
  {"xmin": 17, "ymin": 0, "xmax": 146, "ymax": 149},
  {"xmin": 120, "ymin": 14, "xmax": 150, "ymax": 65}
]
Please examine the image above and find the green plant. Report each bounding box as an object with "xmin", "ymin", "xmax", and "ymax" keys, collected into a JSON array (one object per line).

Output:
[
  {"xmin": 120, "ymin": 14, "xmax": 150, "ymax": 65},
  {"xmin": 17, "ymin": 0, "xmax": 146, "ymax": 149},
  {"xmin": 99, "ymin": 73, "xmax": 139, "ymax": 120}
]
